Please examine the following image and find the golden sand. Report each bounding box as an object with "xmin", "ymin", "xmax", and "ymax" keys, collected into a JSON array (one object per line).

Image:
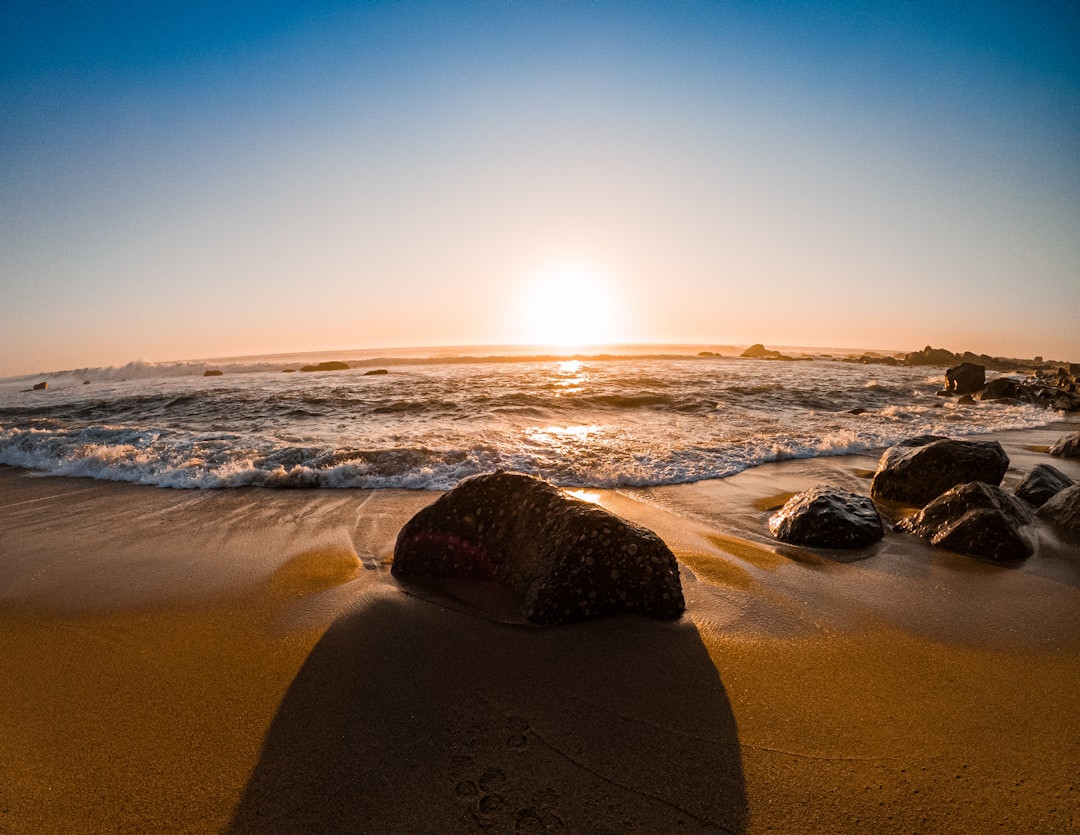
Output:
[{"xmin": 1, "ymin": 422, "xmax": 1078, "ymax": 832}]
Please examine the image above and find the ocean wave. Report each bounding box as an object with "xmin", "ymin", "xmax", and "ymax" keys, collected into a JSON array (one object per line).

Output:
[{"xmin": 0, "ymin": 356, "xmax": 1060, "ymax": 491}]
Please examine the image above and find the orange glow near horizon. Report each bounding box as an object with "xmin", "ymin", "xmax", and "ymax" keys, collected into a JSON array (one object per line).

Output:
[{"xmin": 516, "ymin": 262, "xmax": 621, "ymax": 349}]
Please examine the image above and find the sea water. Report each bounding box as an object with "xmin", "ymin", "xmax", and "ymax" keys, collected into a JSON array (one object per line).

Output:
[{"xmin": 0, "ymin": 350, "xmax": 1055, "ymax": 490}]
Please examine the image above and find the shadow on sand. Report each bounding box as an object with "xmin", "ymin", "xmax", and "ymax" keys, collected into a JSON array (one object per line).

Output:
[{"xmin": 231, "ymin": 583, "xmax": 747, "ymax": 834}]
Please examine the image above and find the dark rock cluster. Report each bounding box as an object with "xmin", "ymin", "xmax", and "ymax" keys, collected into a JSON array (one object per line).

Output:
[
  {"xmin": 770, "ymin": 430, "xmax": 1079, "ymax": 561},
  {"xmin": 900, "ymin": 346, "xmax": 1080, "ymax": 412},
  {"xmin": 392, "ymin": 471, "xmax": 685, "ymax": 624},
  {"xmin": 870, "ymin": 432, "xmax": 1080, "ymax": 560}
]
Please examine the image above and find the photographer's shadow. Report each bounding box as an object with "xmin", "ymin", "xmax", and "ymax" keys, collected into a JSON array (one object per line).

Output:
[{"xmin": 231, "ymin": 583, "xmax": 747, "ymax": 834}]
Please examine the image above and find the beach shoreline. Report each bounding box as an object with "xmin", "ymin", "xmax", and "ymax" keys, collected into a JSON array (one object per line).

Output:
[{"xmin": 1, "ymin": 420, "xmax": 1078, "ymax": 832}]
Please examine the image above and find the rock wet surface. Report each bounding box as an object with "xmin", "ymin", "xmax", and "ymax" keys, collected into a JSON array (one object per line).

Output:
[
  {"xmin": 1050, "ymin": 431, "xmax": 1080, "ymax": 459},
  {"xmin": 768, "ymin": 486, "xmax": 883, "ymax": 549},
  {"xmin": 896, "ymin": 481, "xmax": 1035, "ymax": 561},
  {"xmin": 870, "ymin": 437, "xmax": 1009, "ymax": 507},
  {"xmin": 392, "ymin": 471, "xmax": 685, "ymax": 623},
  {"xmin": 1015, "ymin": 463, "xmax": 1074, "ymax": 508},
  {"xmin": 1038, "ymin": 483, "xmax": 1080, "ymax": 538}
]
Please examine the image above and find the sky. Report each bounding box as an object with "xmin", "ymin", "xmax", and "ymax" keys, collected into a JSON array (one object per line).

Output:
[{"xmin": 2, "ymin": 0, "xmax": 1079, "ymax": 376}]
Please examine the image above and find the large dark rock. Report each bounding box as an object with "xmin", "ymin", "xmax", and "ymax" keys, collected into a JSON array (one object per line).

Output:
[
  {"xmin": 299, "ymin": 361, "xmax": 350, "ymax": 372},
  {"xmin": 976, "ymin": 377, "xmax": 1028, "ymax": 402},
  {"xmin": 767, "ymin": 486, "xmax": 884, "ymax": 548},
  {"xmin": 1050, "ymin": 432, "xmax": 1080, "ymax": 458},
  {"xmin": 896, "ymin": 481, "xmax": 1035, "ymax": 561},
  {"xmin": 870, "ymin": 437, "xmax": 1009, "ymax": 507},
  {"xmin": 392, "ymin": 471, "xmax": 685, "ymax": 624},
  {"xmin": 1015, "ymin": 464, "xmax": 1074, "ymax": 507},
  {"xmin": 945, "ymin": 362, "xmax": 985, "ymax": 395},
  {"xmin": 1038, "ymin": 484, "xmax": 1080, "ymax": 538}
]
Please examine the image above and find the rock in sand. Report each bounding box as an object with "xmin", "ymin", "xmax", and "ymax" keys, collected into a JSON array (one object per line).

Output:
[
  {"xmin": 1038, "ymin": 484, "xmax": 1080, "ymax": 538},
  {"xmin": 1015, "ymin": 464, "xmax": 1074, "ymax": 507},
  {"xmin": 1049, "ymin": 432, "xmax": 1080, "ymax": 459},
  {"xmin": 768, "ymin": 486, "xmax": 884, "ymax": 548},
  {"xmin": 870, "ymin": 437, "xmax": 1010, "ymax": 507},
  {"xmin": 896, "ymin": 481, "xmax": 1035, "ymax": 561},
  {"xmin": 392, "ymin": 471, "xmax": 685, "ymax": 624}
]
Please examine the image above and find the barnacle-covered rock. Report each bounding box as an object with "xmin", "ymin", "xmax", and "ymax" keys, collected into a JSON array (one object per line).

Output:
[{"xmin": 392, "ymin": 471, "xmax": 684, "ymax": 624}]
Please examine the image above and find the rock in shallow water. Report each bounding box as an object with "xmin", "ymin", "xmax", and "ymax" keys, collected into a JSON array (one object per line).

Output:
[
  {"xmin": 896, "ymin": 481, "xmax": 1035, "ymax": 561},
  {"xmin": 1050, "ymin": 432, "xmax": 1080, "ymax": 459},
  {"xmin": 392, "ymin": 471, "xmax": 685, "ymax": 624},
  {"xmin": 1015, "ymin": 464, "xmax": 1074, "ymax": 507},
  {"xmin": 1038, "ymin": 484, "xmax": 1080, "ymax": 538},
  {"xmin": 870, "ymin": 437, "xmax": 1009, "ymax": 507},
  {"xmin": 768, "ymin": 486, "xmax": 884, "ymax": 549}
]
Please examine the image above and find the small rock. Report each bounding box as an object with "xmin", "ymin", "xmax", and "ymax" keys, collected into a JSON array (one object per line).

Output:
[
  {"xmin": 897, "ymin": 481, "xmax": 1035, "ymax": 561},
  {"xmin": 1049, "ymin": 432, "xmax": 1080, "ymax": 459},
  {"xmin": 33, "ymin": 381, "xmax": 48, "ymax": 390},
  {"xmin": 363, "ymin": 369, "xmax": 389, "ymax": 376},
  {"xmin": 768, "ymin": 486, "xmax": 884, "ymax": 548},
  {"xmin": 1015, "ymin": 464, "xmax": 1074, "ymax": 507},
  {"xmin": 203, "ymin": 369, "xmax": 223, "ymax": 377},
  {"xmin": 1038, "ymin": 484, "xmax": 1080, "ymax": 538}
]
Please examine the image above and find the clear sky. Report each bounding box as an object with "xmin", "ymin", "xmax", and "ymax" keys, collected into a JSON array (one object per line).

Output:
[{"xmin": 2, "ymin": 0, "xmax": 1078, "ymax": 376}]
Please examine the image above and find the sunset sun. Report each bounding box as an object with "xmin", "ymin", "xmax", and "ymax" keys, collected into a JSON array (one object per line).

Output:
[{"xmin": 517, "ymin": 262, "xmax": 619, "ymax": 349}]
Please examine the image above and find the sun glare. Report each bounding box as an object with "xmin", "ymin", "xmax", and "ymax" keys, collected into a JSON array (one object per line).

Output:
[{"xmin": 517, "ymin": 262, "xmax": 619, "ymax": 349}]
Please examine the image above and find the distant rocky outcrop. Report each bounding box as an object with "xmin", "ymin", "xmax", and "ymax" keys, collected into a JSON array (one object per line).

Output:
[
  {"xmin": 768, "ymin": 487, "xmax": 884, "ymax": 549},
  {"xmin": 1015, "ymin": 464, "xmax": 1074, "ymax": 508},
  {"xmin": 945, "ymin": 362, "xmax": 984, "ymax": 395},
  {"xmin": 392, "ymin": 471, "xmax": 685, "ymax": 624},
  {"xmin": 905, "ymin": 346, "xmax": 960, "ymax": 367},
  {"xmin": 896, "ymin": 481, "xmax": 1035, "ymax": 561},
  {"xmin": 203, "ymin": 369, "xmax": 223, "ymax": 377},
  {"xmin": 740, "ymin": 344, "xmax": 795, "ymax": 361},
  {"xmin": 847, "ymin": 353, "xmax": 900, "ymax": 366},
  {"xmin": 363, "ymin": 369, "xmax": 389, "ymax": 376},
  {"xmin": 1038, "ymin": 484, "xmax": 1080, "ymax": 538},
  {"xmin": 870, "ymin": 437, "xmax": 1009, "ymax": 507},
  {"xmin": 299, "ymin": 361, "xmax": 350, "ymax": 372},
  {"xmin": 1050, "ymin": 432, "xmax": 1080, "ymax": 459},
  {"xmin": 901, "ymin": 346, "xmax": 1080, "ymax": 412}
]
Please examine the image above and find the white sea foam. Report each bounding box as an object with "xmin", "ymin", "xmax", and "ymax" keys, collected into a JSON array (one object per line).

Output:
[{"xmin": 0, "ymin": 355, "xmax": 1058, "ymax": 490}]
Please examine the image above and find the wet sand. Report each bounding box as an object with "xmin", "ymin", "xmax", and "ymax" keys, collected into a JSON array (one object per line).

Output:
[{"xmin": 1, "ymin": 421, "xmax": 1078, "ymax": 833}]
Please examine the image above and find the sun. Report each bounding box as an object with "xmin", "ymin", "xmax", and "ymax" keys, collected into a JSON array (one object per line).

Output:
[{"xmin": 517, "ymin": 261, "xmax": 619, "ymax": 349}]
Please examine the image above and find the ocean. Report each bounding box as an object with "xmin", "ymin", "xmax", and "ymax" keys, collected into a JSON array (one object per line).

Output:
[{"xmin": 0, "ymin": 349, "xmax": 1056, "ymax": 490}]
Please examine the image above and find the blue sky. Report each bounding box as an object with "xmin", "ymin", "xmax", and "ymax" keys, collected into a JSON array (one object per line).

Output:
[{"xmin": 2, "ymin": 1, "xmax": 1078, "ymax": 375}]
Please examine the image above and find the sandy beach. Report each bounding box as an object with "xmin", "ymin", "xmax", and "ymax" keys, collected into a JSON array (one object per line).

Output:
[{"xmin": 2, "ymin": 421, "xmax": 1078, "ymax": 833}]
